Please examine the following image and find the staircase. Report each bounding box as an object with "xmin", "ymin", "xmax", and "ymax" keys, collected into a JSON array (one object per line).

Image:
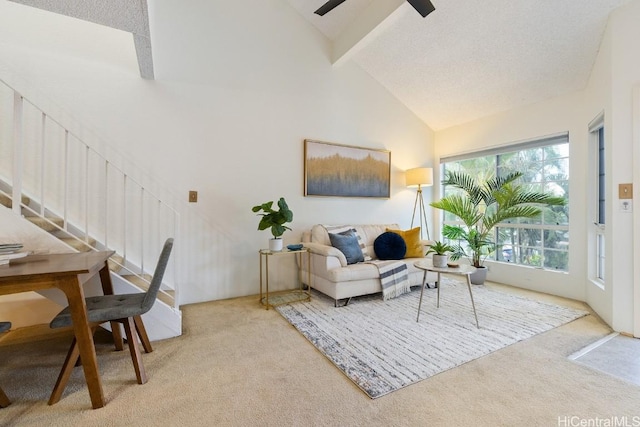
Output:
[
  {"xmin": 0, "ymin": 77, "xmax": 182, "ymax": 340},
  {"xmin": 0, "ymin": 190, "xmax": 175, "ymax": 305}
]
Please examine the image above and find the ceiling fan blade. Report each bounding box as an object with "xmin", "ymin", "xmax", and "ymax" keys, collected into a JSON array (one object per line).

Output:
[
  {"xmin": 314, "ymin": 0, "xmax": 348, "ymax": 16},
  {"xmin": 406, "ymin": 0, "xmax": 435, "ymax": 18}
]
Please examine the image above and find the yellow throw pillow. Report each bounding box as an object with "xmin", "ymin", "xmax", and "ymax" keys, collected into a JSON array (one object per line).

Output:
[{"xmin": 386, "ymin": 227, "xmax": 424, "ymax": 258}]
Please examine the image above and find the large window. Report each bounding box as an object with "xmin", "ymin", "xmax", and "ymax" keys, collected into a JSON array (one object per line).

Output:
[{"xmin": 441, "ymin": 133, "xmax": 570, "ymax": 272}]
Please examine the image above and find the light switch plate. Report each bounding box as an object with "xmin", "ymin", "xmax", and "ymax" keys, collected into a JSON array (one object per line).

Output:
[
  {"xmin": 619, "ymin": 183, "xmax": 633, "ymax": 199},
  {"xmin": 188, "ymin": 191, "xmax": 198, "ymax": 203}
]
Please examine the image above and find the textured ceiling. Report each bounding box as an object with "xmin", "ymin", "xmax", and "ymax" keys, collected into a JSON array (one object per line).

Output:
[
  {"xmin": 7, "ymin": 0, "xmax": 153, "ymax": 79},
  {"xmin": 288, "ymin": 0, "xmax": 631, "ymax": 130}
]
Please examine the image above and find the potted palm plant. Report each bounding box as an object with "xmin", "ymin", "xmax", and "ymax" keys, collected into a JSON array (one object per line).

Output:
[
  {"xmin": 430, "ymin": 171, "xmax": 565, "ymax": 284},
  {"xmin": 425, "ymin": 240, "xmax": 453, "ymax": 268},
  {"xmin": 251, "ymin": 197, "xmax": 293, "ymax": 251}
]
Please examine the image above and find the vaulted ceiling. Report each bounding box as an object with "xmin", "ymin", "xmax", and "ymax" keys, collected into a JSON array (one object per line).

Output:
[
  {"xmin": 2, "ymin": 0, "xmax": 633, "ymax": 131},
  {"xmin": 287, "ymin": 0, "xmax": 632, "ymax": 130}
]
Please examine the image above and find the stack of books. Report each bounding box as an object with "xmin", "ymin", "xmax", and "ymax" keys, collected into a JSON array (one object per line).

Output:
[{"xmin": 0, "ymin": 243, "xmax": 26, "ymax": 265}]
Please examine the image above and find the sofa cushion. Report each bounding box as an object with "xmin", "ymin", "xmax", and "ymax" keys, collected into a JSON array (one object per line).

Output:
[
  {"xmin": 374, "ymin": 232, "xmax": 407, "ymax": 260},
  {"xmin": 328, "ymin": 230, "xmax": 364, "ymax": 265},
  {"xmin": 319, "ymin": 225, "xmax": 372, "ymax": 261},
  {"xmin": 387, "ymin": 227, "xmax": 424, "ymax": 258}
]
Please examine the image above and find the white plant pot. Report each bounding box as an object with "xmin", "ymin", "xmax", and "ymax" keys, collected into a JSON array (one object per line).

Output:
[
  {"xmin": 470, "ymin": 266, "xmax": 487, "ymax": 285},
  {"xmin": 432, "ymin": 254, "xmax": 448, "ymax": 268},
  {"xmin": 269, "ymin": 238, "xmax": 283, "ymax": 252}
]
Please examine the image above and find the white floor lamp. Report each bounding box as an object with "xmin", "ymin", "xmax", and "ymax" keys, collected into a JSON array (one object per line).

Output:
[{"xmin": 406, "ymin": 167, "xmax": 433, "ymax": 241}]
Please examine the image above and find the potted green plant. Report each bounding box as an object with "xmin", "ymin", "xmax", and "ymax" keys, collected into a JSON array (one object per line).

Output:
[
  {"xmin": 251, "ymin": 197, "xmax": 293, "ymax": 251},
  {"xmin": 430, "ymin": 171, "xmax": 564, "ymax": 284},
  {"xmin": 425, "ymin": 240, "xmax": 453, "ymax": 268}
]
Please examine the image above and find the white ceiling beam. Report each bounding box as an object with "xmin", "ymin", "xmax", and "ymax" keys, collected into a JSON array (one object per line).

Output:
[
  {"xmin": 332, "ymin": 0, "xmax": 405, "ymax": 67},
  {"xmin": 133, "ymin": 33, "xmax": 154, "ymax": 80},
  {"xmin": 8, "ymin": 0, "xmax": 154, "ymax": 79}
]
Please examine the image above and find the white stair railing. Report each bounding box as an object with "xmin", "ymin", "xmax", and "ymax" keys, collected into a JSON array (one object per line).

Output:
[{"xmin": 0, "ymin": 78, "xmax": 180, "ymax": 310}]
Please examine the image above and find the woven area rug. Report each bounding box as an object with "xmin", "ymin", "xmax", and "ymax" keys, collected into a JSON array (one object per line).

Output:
[{"xmin": 276, "ymin": 278, "xmax": 588, "ymax": 398}]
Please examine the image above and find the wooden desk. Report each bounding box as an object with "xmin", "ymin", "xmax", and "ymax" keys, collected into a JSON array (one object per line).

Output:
[{"xmin": 0, "ymin": 251, "xmax": 115, "ymax": 409}]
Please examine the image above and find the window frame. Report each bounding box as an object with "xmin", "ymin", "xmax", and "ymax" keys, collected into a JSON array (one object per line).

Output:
[
  {"xmin": 440, "ymin": 133, "xmax": 570, "ymax": 272},
  {"xmin": 589, "ymin": 113, "xmax": 605, "ymax": 284}
]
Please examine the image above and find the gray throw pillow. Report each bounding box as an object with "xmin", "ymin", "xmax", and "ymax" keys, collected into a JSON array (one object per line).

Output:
[{"xmin": 329, "ymin": 230, "xmax": 365, "ymax": 265}]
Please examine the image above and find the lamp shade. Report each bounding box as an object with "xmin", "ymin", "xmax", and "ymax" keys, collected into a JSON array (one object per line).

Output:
[{"xmin": 405, "ymin": 167, "xmax": 433, "ymax": 188}]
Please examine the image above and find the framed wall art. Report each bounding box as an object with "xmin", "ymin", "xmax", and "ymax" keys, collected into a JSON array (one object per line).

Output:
[{"xmin": 304, "ymin": 139, "xmax": 391, "ymax": 198}]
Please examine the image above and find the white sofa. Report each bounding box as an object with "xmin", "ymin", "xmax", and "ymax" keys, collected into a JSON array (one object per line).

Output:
[{"xmin": 300, "ymin": 224, "xmax": 438, "ymax": 306}]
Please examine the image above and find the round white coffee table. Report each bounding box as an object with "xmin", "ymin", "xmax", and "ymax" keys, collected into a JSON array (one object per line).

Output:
[{"xmin": 413, "ymin": 260, "xmax": 479, "ymax": 328}]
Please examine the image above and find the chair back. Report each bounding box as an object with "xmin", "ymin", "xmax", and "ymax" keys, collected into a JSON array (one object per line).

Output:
[
  {"xmin": 0, "ymin": 322, "xmax": 10, "ymax": 334},
  {"xmin": 141, "ymin": 238, "xmax": 174, "ymax": 313}
]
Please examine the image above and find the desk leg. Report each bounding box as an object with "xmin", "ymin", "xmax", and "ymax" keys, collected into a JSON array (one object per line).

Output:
[
  {"xmin": 265, "ymin": 254, "xmax": 270, "ymax": 310},
  {"xmin": 466, "ymin": 275, "xmax": 480, "ymax": 329},
  {"xmin": 436, "ymin": 272, "xmax": 441, "ymax": 308},
  {"xmin": 0, "ymin": 386, "xmax": 10, "ymax": 407},
  {"xmin": 57, "ymin": 277, "xmax": 105, "ymax": 409},
  {"xmin": 259, "ymin": 252, "xmax": 263, "ymax": 306},
  {"xmin": 416, "ymin": 271, "xmax": 427, "ymax": 322},
  {"xmin": 99, "ymin": 263, "xmax": 123, "ymax": 351}
]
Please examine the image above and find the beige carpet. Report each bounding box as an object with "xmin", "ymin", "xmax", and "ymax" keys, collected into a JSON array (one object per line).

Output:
[{"xmin": 0, "ymin": 281, "xmax": 639, "ymax": 426}]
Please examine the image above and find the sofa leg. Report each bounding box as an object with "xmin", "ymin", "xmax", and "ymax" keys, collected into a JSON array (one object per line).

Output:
[{"xmin": 334, "ymin": 297, "xmax": 352, "ymax": 307}]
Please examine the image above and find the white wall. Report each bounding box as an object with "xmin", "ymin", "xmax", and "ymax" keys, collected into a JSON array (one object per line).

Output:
[
  {"xmin": 434, "ymin": 0, "xmax": 640, "ymax": 334},
  {"xmin": 577, "ymin": 0, "xmax": 640, "ymax": 333},
  {"xmin": 581, "ymin": 3, "xmax": 613, "ymax": 328},
  {"xmin": 608, "ymin": 0, "xmax": 640, "ymax": 333},
  {"xmin": 434, "ymin": 91, "xmax": 589, "ymax": 301},
  {"xmin": 0, "ymin": 0, "xmax": 434, "ymax": 305}
]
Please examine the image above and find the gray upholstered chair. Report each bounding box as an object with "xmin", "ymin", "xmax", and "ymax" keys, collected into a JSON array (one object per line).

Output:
[
  {"xmin": 0, "ymin": 321, "xmax": 11, "ymax": 408},
  {"xmin": 48, "ymin": 238, "xmax": 174, "ymax": 405}
]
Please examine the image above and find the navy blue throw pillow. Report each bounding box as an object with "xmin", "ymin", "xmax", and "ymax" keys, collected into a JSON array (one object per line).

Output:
[
  {"xmin": 329, "ymin": 230, "xmax": 365, "ymax": 265},
  {"xmin": 374, "ymin": 231, "xmax": 407, "ymax": 260}
]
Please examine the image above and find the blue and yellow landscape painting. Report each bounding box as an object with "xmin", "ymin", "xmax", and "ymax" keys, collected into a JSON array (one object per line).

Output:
[{"xmin": 304, "ymin": 140, "xmax": 390, "ymax": 198}]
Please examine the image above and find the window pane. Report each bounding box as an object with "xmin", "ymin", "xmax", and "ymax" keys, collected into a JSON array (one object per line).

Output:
[
  {"xmin": 544, "ymin": 143, "xmax": 569, "ymax": 159},
  {"xmin": 519, "ymin": 216, "xmax": 542, "ymax": 225},
  {"xmin": 544, "ymin": 249, "xmax": 568, "ymax": 271},
  {"xmin": 525, "ymin": 182, "xmax": 544, "ymax": 193},
  {"xmin": 597, "ymin": 127, "xmax": 605, "ymax": 225},
  {"xmin": 597, "ymin": 234, "xmax": 605, "ymax": 280},
  {"xmin": 544, "ymin": 158, "xmax": 569, "ymax": 178},
  {"xmin": 496, "ymin": 227, "xmax": 518, "ymax": 246},
  {"xmin": 598, "ymin": 174, "xmax": 605, "ymax": 224},
  {"xmin": 443, "ymin": 211, "xmax": 458, "ymax": 222},
  {"xmin": 544, "ymin": 206, "xmax": 569, "ymax": 226},
  {"xmin": 543, "ymin": 182, "xmax": 569, "ymax": 225},
  {"xmin": 544, "ymin": 230, "xmax": 569, "ymax": 250},
  {"xmin": 520, "ymin": 247, "xmax": 543, "ymax": 267},
  {"xmin": 518, "ymin": 229, "xmax": 542, "ymax": 247},
  {"xmin": 544, "ymin": 181, "xmax": 567, "ymax": 198},
  {"xmin": 457, "ymin": 156, "xmax": 496, "ymax": 176}
]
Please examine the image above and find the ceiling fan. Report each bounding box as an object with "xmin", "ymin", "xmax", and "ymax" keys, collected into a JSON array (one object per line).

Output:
[{"xmin": 314, "ymin": 0, "xmax": 435, "ymax": 18}]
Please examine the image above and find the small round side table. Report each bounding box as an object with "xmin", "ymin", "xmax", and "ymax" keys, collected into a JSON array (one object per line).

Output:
[{"xmin": 413, "ymin": 259, "xmax": 479, "ymax": 328}]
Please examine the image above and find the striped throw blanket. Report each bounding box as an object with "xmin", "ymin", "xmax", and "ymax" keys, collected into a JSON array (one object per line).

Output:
[{"xmin": 367, "ymin": 260, "xmax": 411, "ymax": 300}]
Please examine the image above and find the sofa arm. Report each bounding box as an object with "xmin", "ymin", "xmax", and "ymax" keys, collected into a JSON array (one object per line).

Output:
[{"xmin": 304, "ymin": 242, "xmax": 347, "ymax": 267}]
